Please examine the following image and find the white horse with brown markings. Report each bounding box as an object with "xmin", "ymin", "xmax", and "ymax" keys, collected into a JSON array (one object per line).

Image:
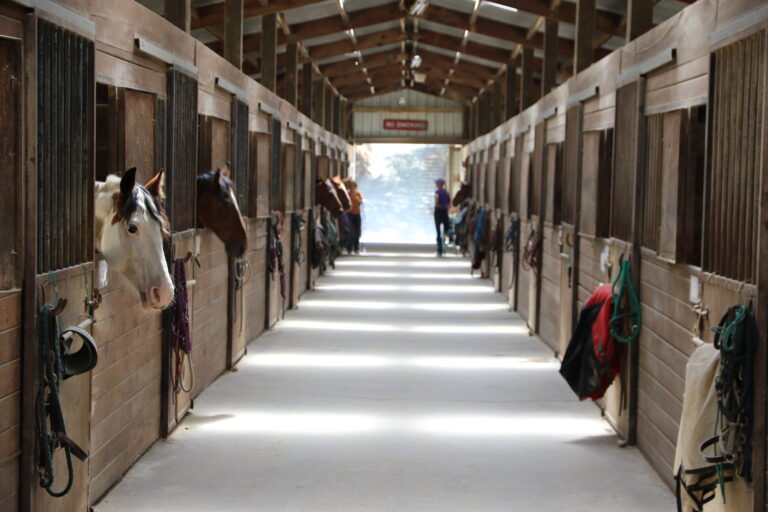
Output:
[{"xmin": 95, "ymin": 167, "xmax": 174, "ymax": 309}]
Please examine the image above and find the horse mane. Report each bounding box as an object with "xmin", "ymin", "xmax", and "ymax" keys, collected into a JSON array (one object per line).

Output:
[
  {"xmin": 197, "ymin": 169, "xmax": 234, "ymax": 190},
  {"xmin": 102, "ymin": 174, "xmax": 170, "ymax": 237}
]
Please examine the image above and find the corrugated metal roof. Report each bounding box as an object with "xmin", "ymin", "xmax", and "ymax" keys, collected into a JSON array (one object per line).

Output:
[
  {"xmin": 355, "ymin": 88, "xmax": 460, "ymax": 108},
  {"xmin": 460, "ymin": 52, "xmax": 503, "ymax": 69},
  {"xmin": 281, "ymin": 0, "xmax": 339, "ymax": 25},
  {"xmin": 418, "ymin": 19, "xmax": 466, "ymax": 39},
  {"xmin": 354, "ymin": 20, "xmax": 403, "ymax": 36},
  {"xmin": 430, "ymin": 0, "xmax": 475, "ymax": 15},
  {"xmin": 466, "ymin": 31, "xmax": 517, "ymax": 51},
  {"xmin": 303, "ymin": 31, "xmax": 350, "ymax": 49}
]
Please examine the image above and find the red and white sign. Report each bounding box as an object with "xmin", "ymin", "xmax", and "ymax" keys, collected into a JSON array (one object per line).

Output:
[{"xmin": 383, "ymin": 118, "xmax": 429, "ymax": 131}]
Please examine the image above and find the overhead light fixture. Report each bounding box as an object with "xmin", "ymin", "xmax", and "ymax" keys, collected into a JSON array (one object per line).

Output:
[
  {"xmin": 411, "ymin": 54, "xmax": 422, "ymax": 69},
  {"xmin": 411, "ymin": 0, "xmax": 428, "ymax": 16}
]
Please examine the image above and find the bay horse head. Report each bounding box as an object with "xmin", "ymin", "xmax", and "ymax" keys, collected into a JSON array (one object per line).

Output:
[
  {"xmin": 95, "ymin": 167, "xmax": 174, "ymax": 310},
  {"xmin": 331, "ymin": 175, "xmax": 351, "ymax": 210},
  {"xmin": 315, "ymin": 178, "xmax": 344, "ymax": 217},
  {"xmin": 452, "ymin": 181, "xmax": 473, "ymax": 207},
  {"xmin": 197, "ymin": 163, "xmax": 247, "ymax": 258}
]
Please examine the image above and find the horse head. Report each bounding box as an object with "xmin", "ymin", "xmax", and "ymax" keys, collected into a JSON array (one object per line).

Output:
[
  {"xmin": 197, "ymin": 163, "xmax": 248, "ymax": 258},
  {"xmin": 95, "ymin": 168, "xmax": 174, "ymax": 310},
  {"xmin": 315, "ymin": 178, "xmax": 343, "ymax": 217},
  {"xmin": 452, "ymin": 181, "xmax": 473, "ymax": 207},
  {"xmin": 331, "ymin": 175, "xmax": 351, "ymax": 210}
]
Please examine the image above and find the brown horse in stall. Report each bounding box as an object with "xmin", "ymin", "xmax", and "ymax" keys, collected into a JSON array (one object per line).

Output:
[
  {"xmin": 331, "ymin": 176, "xmax": 351, "ymax": 211},
  {"xmin": 452, "ymin": 181, "xmax": 473, "ymax": 207},
  {"xmin": 315, "ymin": 178, "xmax": 344, "ymax": 217},
  {"xmin": 197, "ymin": 163, "xmax": 248, "ymax": 258}
]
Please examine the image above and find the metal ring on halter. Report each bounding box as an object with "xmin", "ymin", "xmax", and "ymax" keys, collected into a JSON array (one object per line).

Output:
[{"xmin": 235, "ymin": 257, "xmax": 251, "ymax": 284}]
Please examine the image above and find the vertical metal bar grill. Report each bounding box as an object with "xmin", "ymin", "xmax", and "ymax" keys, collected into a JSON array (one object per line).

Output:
[
  {"xmin": 270, "ymin": 118, "xmax": 282, "ymax": 211},
  {"xmin": 294, "ymin": 131, "xmax": 304, "ymax": 210},
  {"xmin": 641, "ymin": 114, "xmax": 664, "ymax": 251},
  {"xmin": 530, "ymin": 123, "xmax": 545, "ymax": 217},
  {"xmin": 704, "ymin": 32, "xmax": 764, "ymax": 283},
  {"xmin": 166, "ymin": 69, "xmax": 198, "ymax": 232},
  {"xmin": 232, "ymin": 99, "xmax": 248, "ymax": 214},
  {"xmin": 510, "ymin": 136, "xmax": 524, "ymax": 215},
  {"xmin": 156, "ymin": 98, "xmax": 166, "ymax": 175},
  {"xmin": 36, "ymin": 20, "xmax": 93, "ymax": 273},
  {"xmin": 562, "ymin": 106, "xmax": 580, "ymax": 225},
  {"xmin": 611, "ymin": 82, "xmax": 640, "ymax": 242}
]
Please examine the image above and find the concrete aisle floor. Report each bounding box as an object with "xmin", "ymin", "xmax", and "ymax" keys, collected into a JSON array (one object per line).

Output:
[{"xmin": 96, "ymin": 244, "xmax": 672, "ymax": 512}]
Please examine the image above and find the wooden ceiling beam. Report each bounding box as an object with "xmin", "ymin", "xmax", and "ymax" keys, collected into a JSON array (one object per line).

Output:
[
  {"xmin": 192, "ymin": 0, "xmax": 330, "ymax": 31},
  {"xmin": 416, "ymin": 49, "xmax": 498, "ymax": 79},
  {"xmin": 418, "ymin": 64, "xmax": 487, "ymax": 90},
  {"xmin": 322, "ymin": 50, "xmax": 404, "ymax": 78},
  {"xmin": 488, "ymin": 0, "xmax": 624, "ymax": 37},
  {"xmin": 290, "ymin": 3, "xmax": 403, "ymax": 43},
  {"xmin": 308, "ymin": 28, "xmax": 405, "ymax": 60},
  {"xmin": 208, "ymin": 3, "xmax": 404, "ymax": 54},
  {"xmin": 416, "ymin": 29, "xmax": 511, "ymax": 64}
]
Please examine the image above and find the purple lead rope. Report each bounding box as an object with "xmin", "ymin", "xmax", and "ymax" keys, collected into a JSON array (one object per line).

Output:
[{"xmin": 171, "ymin": 258, "xmax": 192, "ymax": 394}]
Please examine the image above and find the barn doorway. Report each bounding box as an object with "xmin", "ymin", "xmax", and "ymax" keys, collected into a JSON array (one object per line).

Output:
[{"xmin": 352, "ymin": 144, "xmax": 452, "ymax": 245}]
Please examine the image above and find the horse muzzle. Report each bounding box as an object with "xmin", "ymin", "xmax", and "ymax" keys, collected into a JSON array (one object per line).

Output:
[{"xmin": 140, "ymin": 285, "xmax": 173, "ymax": 310}]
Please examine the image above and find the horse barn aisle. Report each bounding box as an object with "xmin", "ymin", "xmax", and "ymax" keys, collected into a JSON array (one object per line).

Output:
[{"xmin": 95, "ymin": 244, "xmax": 669, "ymax": 512}]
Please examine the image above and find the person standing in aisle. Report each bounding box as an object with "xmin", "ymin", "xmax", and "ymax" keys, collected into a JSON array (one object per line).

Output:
[
  {"xmin": 345, "ymin": 179, "xmax": 364, "ymax": 254},
  {"xmin": 434, "ymin": 178, "xmax": 451, "ymax": 256}
]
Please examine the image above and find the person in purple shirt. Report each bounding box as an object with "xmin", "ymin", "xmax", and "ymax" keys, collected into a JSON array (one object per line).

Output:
[{"xmin": 434, "ymin": 178, "xmax": 451, "ymax": 256}]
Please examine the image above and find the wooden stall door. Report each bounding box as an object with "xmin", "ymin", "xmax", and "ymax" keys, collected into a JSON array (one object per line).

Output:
[
  {"xmin": 559, "ymin": 104, "xmax": 582, "ymax": 355},
  {"xmin": 90, "ymin": 86, "xmax": 166, "ymax": 503},
  {"xmin": 0, "ymin": 29, "xmax": 22, "ymax": 512},
  {"xmin": 25, "ymin": 19, "xmax": 95, "ymax": 512}
]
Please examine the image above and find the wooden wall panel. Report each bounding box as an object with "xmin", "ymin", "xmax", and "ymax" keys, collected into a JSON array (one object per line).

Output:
[
  {"xmin": 89, "ymin": 268, "xmax": 162, "ymax": 501},
  {"xmin": 256, "ymin": 133, "xmax": 271, "ymax": 218},
  {"xmin": 190, "ymin": 231, "xmax": 229, "ymax": 396},
  {"xmin": 0, "ymin": 38, "xmax": 21, "ymax": 290},
  {"xmin": 0, "ymin": 292, "xmax": 21, "ymax": 512},
  {"xmin": 244, "ymin": 219, "xmax": 267, "ymax": 343},
  {"xmin": 538, "ymin": 225, "xmax": 560, "ymax": 351}
]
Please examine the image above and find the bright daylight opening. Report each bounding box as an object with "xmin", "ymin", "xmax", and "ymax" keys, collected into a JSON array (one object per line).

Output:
[{"xmin": 352, "ymin": 144, "xmax": 451, "ymax": 244}]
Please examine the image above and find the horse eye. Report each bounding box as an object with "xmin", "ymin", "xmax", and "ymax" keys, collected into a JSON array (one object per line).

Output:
[{"xmin": 128, "ymin": 224, "xmax": 138, "ymax": 234}]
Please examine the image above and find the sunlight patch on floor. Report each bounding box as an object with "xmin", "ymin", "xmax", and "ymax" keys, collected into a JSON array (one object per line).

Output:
[
  {"xmin": 298, "ymin": 300, "xmax": 509, "ymax": 312},
  {"xmin": 196, "ymin": 410, "xmax": 611, "ymax": 439}
]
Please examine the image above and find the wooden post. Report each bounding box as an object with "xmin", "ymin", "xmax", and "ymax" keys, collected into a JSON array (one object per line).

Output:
[
  {"xmin": 521, "ymin": 47, "xmax": 534, "ymax": 111},
  {"xmin": 165, "ymin": 0, "xmax": 191, "ymax": 32},
  {"xmin": 478, "ymin": 95, "xmax": 488, "ymax": 135},
  {"xmin": 626, "ymin": 0, "xmax": 653, "ymax": 42},
  {"xmin": 332, "ymin": 94, "xmax": 340, "ymax": 134},
  {"xmin": 542, "ymin": 19, "xmax": 558, "ymax": 95},
  {"xmin": 260, "ymin": 13, "xmax": 277, "ymax": 92},
  {"xmin": 574, "ymin": 0, "xmax": 595, "ymax": 73},
  {"xmin": 492, "ymin": 81, "xmax": 502, "ymax": 129},
  {"xmin": 506, "ymin": 65, "xmax": 517, "ymax": 119},
  {"xmin": 463, "ymin": 105, "xmax": 470, "ymax": 140},
  {"xmin": 285, "ymin": 43, "xmax": 299, "ymax": 105},
  {"xmin": 313, "ymin": 79, "xmax": 325, "ymax": 125},
  {"xmin": 301, "ymin": 63, "xmax": 313, "ymax": 116},
  {"xmin": 752, "ymin": 31, "xmax": 768, "ymax": 511},
  {"xmin": 340, "ymin": 100, "xmax": 348, "ymax": 139},
  {"xmin": 223, "ymin": 0, "xmax": 243, "ymax": 69}
]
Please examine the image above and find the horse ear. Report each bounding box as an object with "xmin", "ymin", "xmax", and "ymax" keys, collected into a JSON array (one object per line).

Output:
[
  {"xmin": 144, "ymin": 169, "xmax": 165, "ymax": 199},
  {"xmin": 219, "ymin": 162, "xmax": 231, "ymax": 178},
  {"xmin": 120, "ymin": 168, "xmax": 137, "ymax": 198}
]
